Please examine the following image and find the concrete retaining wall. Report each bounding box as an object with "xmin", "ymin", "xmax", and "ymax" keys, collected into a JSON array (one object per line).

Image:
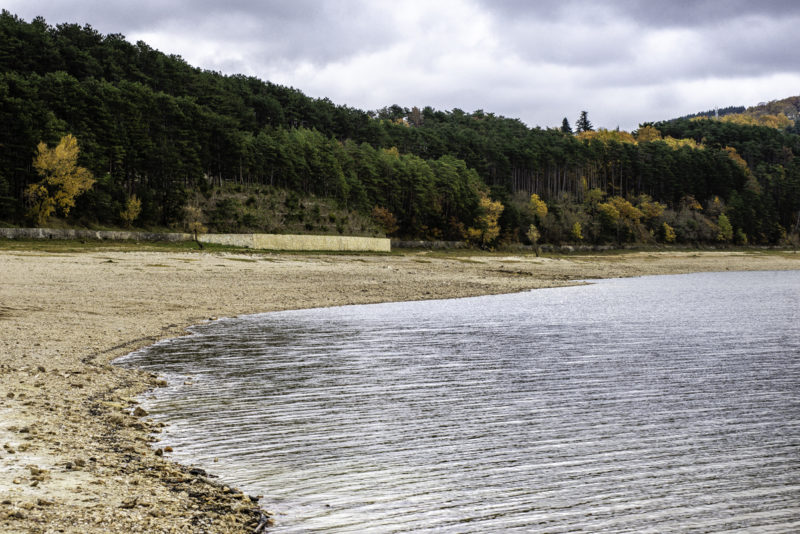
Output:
[{"xmin": 201, "ymin": 233, "xmax": 391, "ymax": 252}]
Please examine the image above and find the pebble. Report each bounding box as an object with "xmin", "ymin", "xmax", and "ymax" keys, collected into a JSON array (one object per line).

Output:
[{"xmin": 133, "ymin": 406, "xmax": 148, "ymax": 417}]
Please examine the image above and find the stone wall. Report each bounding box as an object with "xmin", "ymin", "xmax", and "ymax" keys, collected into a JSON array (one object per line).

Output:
[
  {"xmin": 391, "ymin": 239, "xmax": 467, "ymax": 249},
  {"xmin": 0, "ymin": 227, "xmax": 190, "ymax": 242}
]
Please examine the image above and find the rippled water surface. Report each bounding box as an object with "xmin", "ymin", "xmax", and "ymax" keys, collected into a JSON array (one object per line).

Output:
[{"xmin": 119, "ymin": 271, "xmax": 800, "ymax": 532}]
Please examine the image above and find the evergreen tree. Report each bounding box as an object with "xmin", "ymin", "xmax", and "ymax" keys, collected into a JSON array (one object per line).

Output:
[
  {"xmin": 576, "ymin": 111, "xmax": 593, "ymax": 133},
  {"xmin": 560, "ymin": 117, "xmax": 572, "ymax": 134}
]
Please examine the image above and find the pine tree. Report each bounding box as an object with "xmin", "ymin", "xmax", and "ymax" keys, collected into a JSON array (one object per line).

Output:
[
  {"xmin": 561, "ymin": 117, "xmax": 572, "ymax": 134},
  {"xmin": 576, "ymin": 111, "xmax": 593, "ymax": 133}
]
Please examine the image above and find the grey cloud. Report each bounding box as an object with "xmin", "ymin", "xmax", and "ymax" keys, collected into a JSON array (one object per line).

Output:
[
  {"xmin": 7, "ymin": 0, "xmax": 400, "ymax": 65},
  {"xmin": 482, "ymin": 0, "xmax": 800, "ymax": 90},
  {"xmin": 498, "ymin": 19, "xmax": 636, "ymax": 67},
  {"xmin": 610, "ymin": 0, "xmax": 800, "ymax": 28},
  {"xmin": 479, "ymin": 0, "xmax": 800, "ymax": 28}
]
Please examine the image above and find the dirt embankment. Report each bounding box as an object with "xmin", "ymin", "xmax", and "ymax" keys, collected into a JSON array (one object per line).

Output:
[{"xmin": 1, "ymin": 248, "xmax": 798, "ymax": 533}]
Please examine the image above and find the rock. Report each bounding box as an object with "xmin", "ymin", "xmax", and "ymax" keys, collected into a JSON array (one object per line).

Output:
[
  {"xmin": 155, "ymin": 448, "xmax": 163, "ymax": 456},
  {"xmin": 109, "ymin": 414, "xmax": 125, "ymax": 425},
  {"xmin": 36, "ymin": 498, "xmax": 54, "ymax": 506},
  {"xmin": 164, "ymin": 446, "xmax": 173, "ymax": 453},
  {"xmin": 74, "ymin": 458, "xmax": 86, "ymax": 468},
  {"xmin": 133, "ymin": 406, "xmax": 148, "ymax": 417}
]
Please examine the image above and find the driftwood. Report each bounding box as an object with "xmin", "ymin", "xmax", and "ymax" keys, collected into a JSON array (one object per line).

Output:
[{"xmin": 253, "ymin": 511, "xmax": 274, "ymax": 533}]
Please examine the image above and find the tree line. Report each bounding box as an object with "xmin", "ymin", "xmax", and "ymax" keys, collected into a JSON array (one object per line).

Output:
[{"xmin": 1, "ymin": 11, "xmax": 798, "ymax": 246}]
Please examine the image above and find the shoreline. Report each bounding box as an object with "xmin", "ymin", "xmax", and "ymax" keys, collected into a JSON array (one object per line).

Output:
[{"xmin": 2, "ymin": 247, "xmax": 799, "ymax": 533}]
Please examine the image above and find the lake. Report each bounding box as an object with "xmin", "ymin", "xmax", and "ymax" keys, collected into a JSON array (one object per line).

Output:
[{"xmin": 118, "ymin": 271, "xmax": 800, "ymax": 533}]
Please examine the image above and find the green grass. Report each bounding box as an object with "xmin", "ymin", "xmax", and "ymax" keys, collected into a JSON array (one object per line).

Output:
[
  {"xmin": 0, "ymin": 237, "xmax": 394, "ymax": 257},
  {"xmin": 0, "ymin": 238, "xmax": 208, "ymax": 254},
  {"xmin": 1, "ymin": 237, "xmax": 794, "ymax": 260}
]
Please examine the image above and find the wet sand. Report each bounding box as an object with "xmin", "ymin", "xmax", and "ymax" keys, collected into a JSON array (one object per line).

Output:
[{"xmin": 1, "ymin": 247, "xmax": 798, "ymax": 533}]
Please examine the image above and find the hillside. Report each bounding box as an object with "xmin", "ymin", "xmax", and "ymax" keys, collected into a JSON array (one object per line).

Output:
[{"xmin": 1, "ymin": 11, "xmax": 799, "ymax": 246}]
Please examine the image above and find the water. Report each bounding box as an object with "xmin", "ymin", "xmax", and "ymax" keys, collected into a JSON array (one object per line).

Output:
[{"xmin": 118, "ymin": 271, "xmax": 800, "ymax": 533}]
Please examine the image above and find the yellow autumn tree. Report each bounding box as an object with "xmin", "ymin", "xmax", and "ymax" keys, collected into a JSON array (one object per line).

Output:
[
  {"xmin": 724, "ymin": 146, "xmax": 748, "ymax": 172},
  {"xmin": 526, "ymin": 224, "xmax": 541, "ymax": 256},
  {"xmin": 577, "ymin": 128, "xmax": 637, "ymax": 145},
  {"xmin": 636, "ymin": 194, "xmax": 665, "ymax": 221},
  {"xmin": 719, "ymin": 113, "xmax": 794, "ymax": 130},
  {"xmin": 662, "ymin": 136, "xmax": 703, "ymax": 150},
  {"xmin": 570, "ymin": 221, "xmax": 583, "ymax": 241},
  {"xmin": 636, "ymin": 125, "xmax": 662, "ymax": 143},
  {"xmin": 119, "ymin": 194, "xmax": 142, "ymax": 228},
  {"xmin": 529, "ymin": 193, "xmax": 548, "ymax": 221},
  {"xmin": 25, "ymin": 134, "xmax": 95, "ymax": 226},
  {"xmin": 467, "ymin": 193, "xmax": 504, "ymax": 247},
  {"xmin": 662, "ymin": 222, "xmax": 676, "ymax": 243},
  {"xmin": 598, "ymin": 196, "xmax": 644, "ymax": 242}
]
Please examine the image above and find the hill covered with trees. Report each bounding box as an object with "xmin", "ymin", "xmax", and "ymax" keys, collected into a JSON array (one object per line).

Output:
[{"xmin": 1, "ymin": 11, "xmax": 799, "ymax": 247}]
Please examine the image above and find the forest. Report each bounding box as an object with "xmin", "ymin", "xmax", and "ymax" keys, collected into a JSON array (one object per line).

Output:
[{"xmin": 2, "ymin": 11, "xmax": 799, "ymax": 247}]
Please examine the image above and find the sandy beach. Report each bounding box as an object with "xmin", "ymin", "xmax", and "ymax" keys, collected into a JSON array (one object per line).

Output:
[{"xmin": 1, "ymin": 246, "xmax": 798, "ymax": 533}]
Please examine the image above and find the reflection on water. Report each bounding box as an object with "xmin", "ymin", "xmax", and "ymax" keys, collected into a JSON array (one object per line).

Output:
[{"xmin": 118, "ymin": 271, "xmax": 800, "ymax": 533}]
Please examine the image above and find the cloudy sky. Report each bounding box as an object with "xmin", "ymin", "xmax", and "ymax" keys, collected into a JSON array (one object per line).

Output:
[{"xmin": 5, "ymin": 0, "xmax": 799, "ymax": 130}]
